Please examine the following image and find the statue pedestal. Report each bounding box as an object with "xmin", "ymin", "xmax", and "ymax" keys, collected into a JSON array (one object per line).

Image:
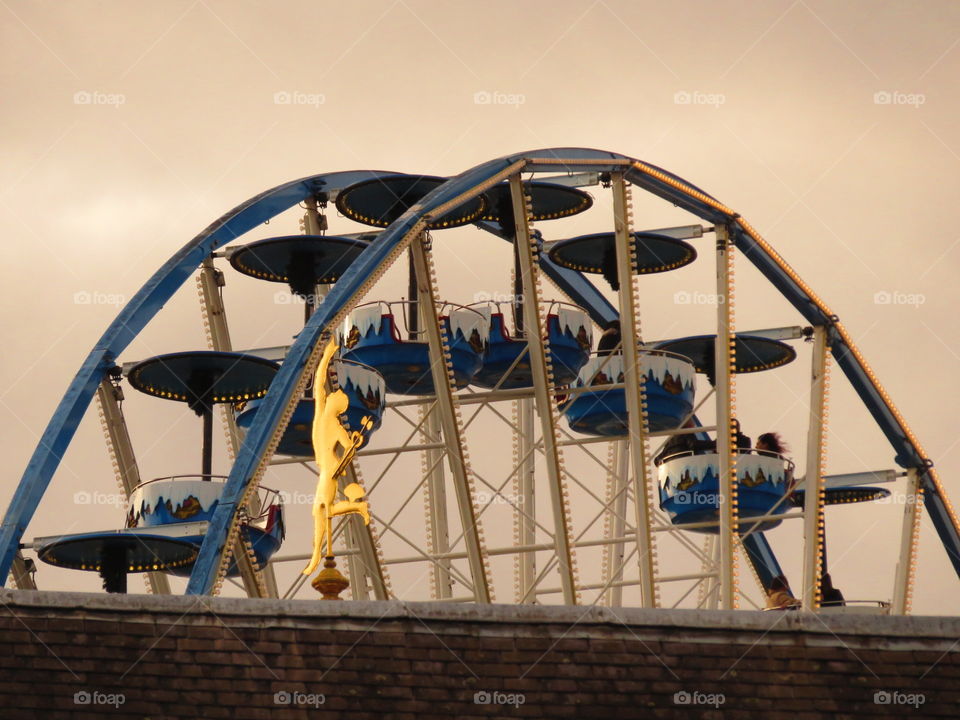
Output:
[{"xmin": 312, "ymin": 556, "xmax": 349, "ymax": 600}]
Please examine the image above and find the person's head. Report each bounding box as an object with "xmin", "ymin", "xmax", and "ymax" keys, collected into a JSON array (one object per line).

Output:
[
  {"xmin": 605, "ymin": 320, "xmax": 621, "ymax": 332},
  {"xmin": 757, "ymin": 432, "xmax": 787, "ymax": 455},
  {"xmin": 821, "ymin": 572, "xmax": 834, "ymax": 591}
]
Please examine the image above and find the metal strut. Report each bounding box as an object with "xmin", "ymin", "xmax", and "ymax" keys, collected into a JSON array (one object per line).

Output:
[
  {"xmin": 510, "ymin": 174, "xmax": 579, "ymax": 605},
  {"xmin": 801, "ymin": 325, "xmax": 829, "ymax": 610},
  {"xmin": 611, "ymin": 173, "xmax": 658, "ymax": 608},
  {"xmin": 714, "ymin": 223, "xmax": 738, "ymax": 610},
  {"xmin": 95, "ymin": 378, "xmax": 170, "ymax": 595},
  {"xmin": 196, "ymin": 258, "xmax": 272, "ymax": 599},
  {"xmin": 409, "ymin": 232, "xmax": 492, "ymax": 603}
]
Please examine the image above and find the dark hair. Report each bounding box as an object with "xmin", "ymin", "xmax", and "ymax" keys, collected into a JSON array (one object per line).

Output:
[
  {"xmin": 757, "ymin": 432, "xmax": 788, "ymax": 455},
  {"xmin": 605, "ymin": 320, "xmax": 621, "ymax": 331},
  {"xmin": 768, "ymin": 575, "xmax": 789, "ymax": 593}
]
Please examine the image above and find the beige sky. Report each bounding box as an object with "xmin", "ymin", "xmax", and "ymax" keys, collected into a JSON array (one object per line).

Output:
[{"xmin": 2, "ymin": 1, "xmax": 959, "ymax": 613}]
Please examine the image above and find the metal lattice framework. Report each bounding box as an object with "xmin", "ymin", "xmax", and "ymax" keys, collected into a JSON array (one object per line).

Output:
[{"xmin": 2, "ymin": 149, "xmax": 957, "ymax": 614}]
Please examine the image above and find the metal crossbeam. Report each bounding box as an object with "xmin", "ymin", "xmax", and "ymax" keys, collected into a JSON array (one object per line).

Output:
[
  {"xmin": 801, "ymin": 326, "xmax": 829, "ymax": 611},
  {"xmin": 611, "ymin": 173, "xmax": 657, "ymax": 608},
  {"xmin": 409, "ymin": 235, "xmax": 491, "ymax": 602},
  {"xmin": 96, "ymin": 379, "xmax": 170, "ymax": 595},
  {"xmin": 511, "ymin": 174, "xmax": 577, "ymax": 604}
]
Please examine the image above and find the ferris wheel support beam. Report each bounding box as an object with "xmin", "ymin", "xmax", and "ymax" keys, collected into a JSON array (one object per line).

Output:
[
  {"xmin": 422, "ymin": 407, "xmax": 453, "ymax": 600},
  {"xmin": 95, "ymin": 380, "xmax": 171, "ymax": 596},
  {"xmin": 801, "ymin": 326, "xmax": 829, "ymax": 611},
  {"xmin": 601, "ymin": 439, "xmax": 630, "ymax": 607},
  {"xmin": 515, "ymin": 398, "xmax": 537, "ymax": 603},
  {"xmin": 892, "ymin": 468, "xmax": 922, "ymax": 614},
  {"xmin": 611, "ymin": 173, "xmax": 657, "ymax": 608},
  {"xmin": 10, "ymin": 552, "xmax": 36, "ymax": 590},
  {"xmin": 409, "ymin": 235, "xmax": 491, "ymax": 603},
  {"xmin": 714, "ymin": 224, "xmax": 738, "ymax": 610},
  {"xmin": 196, "ymin": 258, "xmax": 275, "ymax": 599},
  {"xmin": 510, "ymin": 174, "xmax": 578, "ymax": 605}
]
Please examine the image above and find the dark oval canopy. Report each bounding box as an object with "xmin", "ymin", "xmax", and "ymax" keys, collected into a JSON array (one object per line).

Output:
[
  {"xmin": 37, "ymin": 532, "xmax": 199, "ymax": 572},
  {"xmin": 548, "ymin": 231, "xmax": 697, "ymax": 275},
  {"xmin": 654, "ymin": 334, "xmax": 796, "ymax": 374},
  {"xmin": 229, "ymin": 235, "xmax": 369, "ymax": 286},
  {"xmin": 127, "ymin": 351, "xmax": 279, "ymax": 407},
  {"xmin": 481, "ymin": 181, "xmax": 592, "ymax": 224},
  {"xmin": 336, "ymin": 174, "xmax": 485, "ymax": 229}
]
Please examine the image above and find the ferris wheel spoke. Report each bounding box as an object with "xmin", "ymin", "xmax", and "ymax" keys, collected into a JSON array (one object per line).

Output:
[
  {"xmin": 611, "ymin": 172, "xmax": 658, "ymax": 609},
  {"xmin": 510, "ymin": 173, "xmax": 579, "ymax": 605},
  {"xmin": 409, "ymin": 233, "xmax": 492, "ymax": 602},
  {"xmin": 95, "ymin": 377, "xmax": 171, "ymax": 596}
]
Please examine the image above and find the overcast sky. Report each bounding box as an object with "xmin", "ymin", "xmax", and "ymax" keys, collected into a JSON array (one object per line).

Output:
[{"xmin": 2, "ymin": 1, "xmax": 959, "ymax": 614}]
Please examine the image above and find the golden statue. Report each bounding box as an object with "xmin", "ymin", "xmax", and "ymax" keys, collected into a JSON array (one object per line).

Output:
[{"xmin": 303, "ymin": 339, "xmax": 372, "ymax": 586}]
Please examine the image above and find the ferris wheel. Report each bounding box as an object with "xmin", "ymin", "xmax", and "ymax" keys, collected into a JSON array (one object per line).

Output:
[{"xmin": 3, "ymin": 148, "xmax": 957, "ymax": 614}]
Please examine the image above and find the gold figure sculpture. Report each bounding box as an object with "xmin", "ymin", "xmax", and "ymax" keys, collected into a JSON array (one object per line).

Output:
[{"xmin": 302, "ymin": 339, "xmax": 373, "ymax": 595}]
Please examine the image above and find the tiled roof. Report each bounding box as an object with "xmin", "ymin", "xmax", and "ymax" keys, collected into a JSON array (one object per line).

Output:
[{"xmin": 1, "ymin": 589, "xmax": 958, "ymax": 718}]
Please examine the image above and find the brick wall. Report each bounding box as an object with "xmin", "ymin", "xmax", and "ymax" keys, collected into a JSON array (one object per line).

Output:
[{"xmin": 1, "ymin": 589, "xmax": 957, "ymax": 718}]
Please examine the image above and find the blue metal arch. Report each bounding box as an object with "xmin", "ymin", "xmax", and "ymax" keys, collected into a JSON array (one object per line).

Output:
[{"xmin": 0, "ymin": 170, "xmax": 399, "ymax": 584}]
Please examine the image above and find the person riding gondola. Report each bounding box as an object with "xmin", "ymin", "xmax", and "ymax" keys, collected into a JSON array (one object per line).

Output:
[{"xmin": 597, "ymin": 320, "xmax": 622, "ymax": 356}]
